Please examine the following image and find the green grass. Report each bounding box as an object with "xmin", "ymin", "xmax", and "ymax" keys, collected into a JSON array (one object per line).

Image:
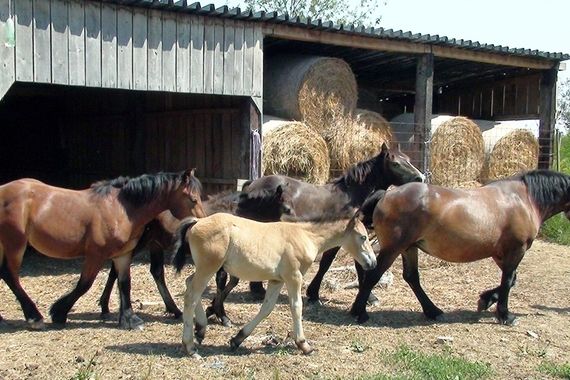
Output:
[
  {"xmin": 538, "ymin": 361, "xmax": 570, "ymax": 379},
  {"xmin": 360, "ymin": 346, "xmax": 492, "ymax": 380}
]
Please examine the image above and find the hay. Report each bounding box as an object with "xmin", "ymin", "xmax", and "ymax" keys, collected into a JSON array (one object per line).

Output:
[
  {"xmin": 264, "ymin": 55, "xmax": 357, "ymax": 133},
  {"xmin": 355, "ymin": 109, "xmax": 393, "ymax": 143},
  {"xmin": 323, "ymin": 112, "xmax": 390, "ymax": 176},
  {"xmin": 429, "ymin": 116, "xmax": 485, "ymax": 187},
  {"xmin": 262, "ymin": 120, "xmax": 330, "ymax": 184},
  {"xmin": 481, "ymin": 128, "xmax": 539, "ymax": 182}
]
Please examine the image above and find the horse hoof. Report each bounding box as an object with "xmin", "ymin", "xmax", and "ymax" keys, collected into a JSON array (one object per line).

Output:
[
  {"xmin": 120, "ymin": 315, "xmax": 145, "ymax": 330},
  {"xmin": 221, "ymin": 317, "xmax": 233, "ymax": 328},
  {"xmin": 425, "ymin": 308, "xmax": 445, "ymax": 321},
  {"xmin": 170, "ymin": 310, "xmax": 183, "ymax": 319},
  {"xmin": 306, "ymin": 298, "xmax": 322, "ymax": 306},
  {"xmin": 27, "ymin": 319, "xmax": 45, "ymax": 330},
  {"xmin": 477, "ymin": 298, "xmax": 490, "ymax": 312},
  {"xmin": 229, "ymin": 337, "xmax": 240, "ymax": 351},
  {"xmin": 100, "ymin": 312, "xmax": 114, "ymax": 321},
  {"xmin": 367, "ymin": 294, "xmax": 381, "ymax": 307},
  {"xmin": 297, "ymin": 341, "xmax": 314, "ymax": 355},
  {"xmin": 205, "ymin": 307, "xmax": 215, "ymax": 318},
  {"xmin": 498, "ymin": 315, "xmax": 518, "ymax": 326},
  {"xmin": 355, "ymin": 312, "xmax": 370, "ymax": 324}
]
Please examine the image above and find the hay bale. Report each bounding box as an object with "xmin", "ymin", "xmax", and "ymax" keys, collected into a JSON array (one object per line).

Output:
[
  {"xmin": 262, "ymin": 120, "xmax": 330, "ymax": 184},
  {"xmin": 481, "ymin": 127, "xmax": 539, "ymax": 182},
  {"xmin": 429, "ymin": 117, "xmax": 485, "ymax": 187},
  {"xmin": 323, "ymin": 112, "xmax": 390, "ymax": 176},
  {"xmin": 264, "ymin": 55, "xmax": 357, "ymax": 133},
  {"xmin": 355, "ymin": 109, "xmax": 393, "ymax": 143}
]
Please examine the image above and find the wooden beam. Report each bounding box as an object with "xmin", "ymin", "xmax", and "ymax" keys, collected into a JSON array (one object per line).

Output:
[
  {"xmin": 263, "ymin": 24, "xmax": 556, "ymax": 70},
  {"xmin": 414, "ymin": 54, "xmax": 434, "ymax": 173},
  {"xmin": 538, "ymin": 65, "xmax": 558, "ymax": 169},
  {"xmin": 0, "ymin": 0, "xmax": 15, "ymax": 101}
]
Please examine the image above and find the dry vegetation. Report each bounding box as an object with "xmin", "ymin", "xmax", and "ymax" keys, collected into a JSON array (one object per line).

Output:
[{"xmin": 1, "ymin": 240, "xmax": 569, "ymax": 379}]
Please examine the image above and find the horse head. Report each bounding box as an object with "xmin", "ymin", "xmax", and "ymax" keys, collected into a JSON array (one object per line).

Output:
[
  {"xmin": 170, "ymin": 169, "xmax": 207, "ymax": 220},
  {"xmin": 342, "ymin": 210, "xmax": 377, "ymax": 271},
  {"xmin": 237, "ymin": 184, "xmax": 293, "ymax": 222},
  {"xmin": 378, "ymin": 142, "xmax": 425, "ymax": 186}
]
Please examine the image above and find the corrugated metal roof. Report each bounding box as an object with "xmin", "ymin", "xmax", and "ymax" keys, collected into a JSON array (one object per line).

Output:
[{"xmin": 103, "ymin": 0, "xmax": 569, "ymax": 61}]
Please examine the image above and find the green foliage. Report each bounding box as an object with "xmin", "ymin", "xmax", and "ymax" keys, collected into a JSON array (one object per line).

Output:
[
  {"xmin": 538, "ymin": 361, "xmax": 570, "ymax": 379},
  {"xmin": 360, "ymin": 346, "xmax": 492, "ymax": 380},
  {"xmin": 557, "ymin": 78, "xmax": 570, "ymax": 134},
  {"xmin": 69, "ymin": 355, "xmax": 99, "ymax": 380},
  {"xmin": 241, "ymin": 0, "xmax": 385, "ymax": 27}
]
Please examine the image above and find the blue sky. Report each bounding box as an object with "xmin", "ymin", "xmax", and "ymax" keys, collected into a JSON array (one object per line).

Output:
[{"xmin": 222, "ymin": 0, "xmax": 570, "ymax": 81}]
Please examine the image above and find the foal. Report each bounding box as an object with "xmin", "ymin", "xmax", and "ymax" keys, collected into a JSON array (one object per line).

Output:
[{"xmin": 173, "ymin": 209, "xmax": 377, "ymax": 357}]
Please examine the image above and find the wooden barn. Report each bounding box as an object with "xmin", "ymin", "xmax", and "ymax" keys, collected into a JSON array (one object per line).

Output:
[{"xmin": 0, "ymin": 0, "xmax": 568, "ymax": 191}]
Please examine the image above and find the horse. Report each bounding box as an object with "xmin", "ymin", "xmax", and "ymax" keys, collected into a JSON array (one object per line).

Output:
[
  {"xmin": 97, "ymin": 185, "xmax": 292, "ymax": 322},
  {"xmin": 349, "ymin": 169, "xmax": 570, "ymax": 326},
  {"xmin": 0, "ymin": 169, "xmax": 206, "ymax": 330},
  {"xmin": 172, "ymin": 206, "xmax": 377, "ymax": 357},
  {"xmin": 210, "ymin": 143, "xmax": 423, "ymax": 320}
]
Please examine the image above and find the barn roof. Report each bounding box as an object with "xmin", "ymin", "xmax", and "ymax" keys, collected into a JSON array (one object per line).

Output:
[{"xmin": 102, "ymin": 0, "xmax": 569, "ymax": 61}]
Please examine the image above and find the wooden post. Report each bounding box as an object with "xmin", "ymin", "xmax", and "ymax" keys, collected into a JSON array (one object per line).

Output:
[
  {"xmin": 414, "ymin": 53, "xmax": 434, "ymax": 174},
  {"xmin": 538, "ymin": 65, "xmax": 559, "ymax": 169}
]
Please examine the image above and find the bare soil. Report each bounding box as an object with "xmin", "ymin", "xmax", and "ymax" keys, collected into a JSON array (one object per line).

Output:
[{"xmin": 1, "ymin": 240, "xmax": 569, "ymax": 380}]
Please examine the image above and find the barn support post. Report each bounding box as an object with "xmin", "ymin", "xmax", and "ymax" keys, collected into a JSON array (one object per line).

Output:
[
  {"xmin": 241, "ymin": 97, "xmax": 262, "ymax": 181},
  {"xmin": 0, "ymin": 0, "xmax": 15, "ymax": 101},
  {"xmin": 538, "ymin": 64, "xmax": 559, "ymax": 169},
  {"xmin": 414, "ymin": 53, "xmax": 434, "ymax": 175}
]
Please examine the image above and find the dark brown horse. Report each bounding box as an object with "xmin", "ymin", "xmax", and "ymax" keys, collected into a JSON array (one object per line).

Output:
[
  {"xmin": 350, "ymin": 169, "xmax": 570, "ymax": 325},
  {"xmin": 213, "ymin": 143, "xmax": 424, "ymax": 320},
  {"xmin": 98, "ymin": 184, "xmax": 292, "ymax": 323},
  {"xmin": 0, "ymin": 170, "xmax": 205, "ymax": 329}
]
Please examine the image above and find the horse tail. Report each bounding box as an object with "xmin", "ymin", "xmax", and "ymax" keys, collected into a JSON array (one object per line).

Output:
[{"xmin": 172, "ymin": 217, "xmax": 200, "ymax": 273}]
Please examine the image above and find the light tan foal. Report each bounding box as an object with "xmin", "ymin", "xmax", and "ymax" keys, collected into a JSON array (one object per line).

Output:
[{"xmin": 177, "ymin": 212, "xmax": 377, "ymax": 357}]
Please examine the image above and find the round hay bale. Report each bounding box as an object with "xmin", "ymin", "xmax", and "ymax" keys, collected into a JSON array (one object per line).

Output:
[
  {"xmin": 355, "ymin": 109, "xmax": 393, "ymax": 143},
  {"xmin": 264, "ymin": 55, "xmax": 357, "ymax": 133},
  {"xmin": 482, "ymin": 128, "xmax": 539, "ymax": 181},
  {"xmin": 262, "ymin": 121, "xmax": 330, "ymax": 184},
  {"xmin": 323, "ymin": 113, "xmax": 390, "ymax": 176},
  {"xmin": 429, "ymin": 116, "xmax": 485, "ymax": 187}
]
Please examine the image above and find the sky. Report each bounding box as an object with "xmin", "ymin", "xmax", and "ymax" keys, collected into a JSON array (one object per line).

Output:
[{"xmin": 222, "ymin": 0, "xmax": 570, "ymax": 82}]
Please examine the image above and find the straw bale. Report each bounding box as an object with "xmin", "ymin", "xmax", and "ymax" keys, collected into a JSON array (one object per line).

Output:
[
  {"xmin": 481, "ymin": 128, "xmax": 539, "ymax": 182},
  {"xmin": 262, "ymin": 120, "xmax": 330, "ymax": 184},
  {"xmin": 355, "ymin": 109, "xmax": 393, "ymax": 143},
  {"xmin": 264, "ymin": 55, "xmax": 357, "ymax": 133},
  {"xmin": 429, "ymin": 117, "xmax": 485, "ymax": 187}
]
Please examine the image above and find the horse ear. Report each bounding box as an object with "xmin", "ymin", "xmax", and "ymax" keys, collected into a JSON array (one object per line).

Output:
[
  {"xmin": 275, "ymin": 184, "xmax": 283, "ymax": 198},
  {"xmin": 381, "ymin": 142, "xmax": 389, "ymax": 153}
]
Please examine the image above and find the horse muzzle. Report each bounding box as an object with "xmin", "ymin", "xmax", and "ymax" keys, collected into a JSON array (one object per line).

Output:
[{"xmin": 360, "ymin": 253, "xmax": 377, "ymax": 271}]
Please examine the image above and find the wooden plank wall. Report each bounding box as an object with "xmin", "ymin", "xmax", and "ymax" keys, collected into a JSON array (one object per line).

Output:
[
  {"xmin": 2, "ymin": 0, "xmax": 263, "ymax": 99},
  {"xmin": 437, "ymin": 73, "xmax": 541, "ymax": 120}
]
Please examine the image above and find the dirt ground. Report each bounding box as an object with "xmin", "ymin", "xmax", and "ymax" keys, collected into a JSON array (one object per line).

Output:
[{"xmin": 1, "ymin": 239, "xmax": 569, "ymax": 380}]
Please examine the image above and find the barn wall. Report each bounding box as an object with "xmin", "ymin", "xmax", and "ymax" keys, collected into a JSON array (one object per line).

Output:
[
  {"xmin": 0, "ymin": 84, "xmax": 251, "ymax": 194},
  {"xmin": 0, "ymin": 0, "xmax": 263, "ymax": 100}
]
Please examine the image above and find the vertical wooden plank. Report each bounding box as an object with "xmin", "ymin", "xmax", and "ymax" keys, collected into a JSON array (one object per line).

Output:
[
  {"xmin": 162, "ymin": 13, "xmax": 176, "ymax": 92},
  {"xmin": 68, "ymin": 0, "xmax": 85, "ymax": 86},
  {"xmin": 0, "ymin": 0, "xmax": 15, "ymax": 99},
  {"xmin": 538, "ymin": 66, "xmax": 558, "ymax": 169},
  {"xmin": 223, "ymin": 20, "xmax": 235, "ymax": 95},
  {"xmin": 85, "ymin": 1, "xmax": 101, "ymax": 87},
  {"xmin": 15, "ymin": 0, "xmax": 33, "ymax": 82},
  {"xmin": 252, "ymin": 25, "xmax": 263, "ymax": 97},
  {"xmin": 147, "ymin": 9, "xmax": 162, "ymax": 91},
  {"xmin": 221, "ymin": 112, "xmax": 232, "ymax": 178},
  {"xmin": 101, "ymin": 3, "xmax": 117, "ymax": 88},
  {"xmin": 413, "ymin": 53, "xmax": 434, "ymax": 172},
  {"xmin": 233, "ymin": 22, "xmax": 244, "ymax": 95},
  {"xmin": 203, "ymin": 19, "xmax": 214, "ymax": 94},
  {"xmin": 193, "ymin": 112, "xmax": 205, "ymax": 176},
  {"xmin": 190, "ymin": 15, "xmax": 204, "ymax": 94},
  {"xmin": 213, "ymin": 20, "xmax": 224, "ymax": 94},
  {"xmin": 117, "ymin": 7, "xmax": 132, "ymax": 89},
  {"xmin": 211, "ymin": 112, "xmax": 222, "ymax": 174},
  {"xmin": 243, "ymin": 24, "xmax": 254, "ymax": 96},
  {"xmin": 184, "ymin": 115, "xmax": 195, "ymax": 169},
  {"xmin": 51, "ymin": 0, "xmax": 69, "ymax": 85},
  {"xmin": 231, "ymin": 110, "xmax": 241, "ymax": 178},
  {"xmin": 32, "ymin": 0, "xmax": 50, "ymax": 83},
  {"xmin": 132, "ymin": 8, "xmax": 147, "ymax": 91},
  {"xmin": 176, "ymin": 13, "xmax": 190, "ymax": 93}
]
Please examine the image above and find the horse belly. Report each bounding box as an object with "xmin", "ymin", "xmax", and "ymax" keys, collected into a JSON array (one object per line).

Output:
[
  {"xmin": 28, "ymin": 222, "xmax": 88, "ymax": 259},
  {"xmin": 222, "ymin": 245, "xmax": 281, "ymax": 282},
  {"xmin": 420, "ymin": 238, "xmax": 495, "ymax": 263}
]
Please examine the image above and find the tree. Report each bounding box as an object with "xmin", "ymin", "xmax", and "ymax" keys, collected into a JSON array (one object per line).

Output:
[
  {"xmin": 557, "ymin": 77, "xmax": 570, "ymax": 134},
  {"xmin": 241, "ymin": 0, "xmax": 386, "ymax": 27}
]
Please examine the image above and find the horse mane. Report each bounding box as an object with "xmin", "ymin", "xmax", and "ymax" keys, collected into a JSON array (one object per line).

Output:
[
  {"xmin": 91, "ymin": 171, "xmax": 202, "ymax": 207},
  {"xmin": 515, "ymin": 170, "xmax": 570, "ymax": 209},
  {"xmin": 281, "ymin": 201, "xmax": 354, "ymax": 223},
  {"xmin": 330, "ymin": 153, "xmax": 383, "ymax": 189},
  {"xmin": 204, "ymin": 190, "xmax": 240, "ymax": 214}
]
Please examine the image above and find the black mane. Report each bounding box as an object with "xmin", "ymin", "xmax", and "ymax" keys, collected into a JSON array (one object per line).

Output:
[
  {"xmin": 204, "ymin": 190, "xmax": 240, "ymax": 215},
  {"xmin": 331, "ymin": 152, "xmax": 384, "ymax": 189},
  {"xmin": 281, "ymin": 201, "xmax": 355, "ymax": 223},
  {"xmin": 91, "ymin": 171, "xmax": 202, "ymax": 207},
  {"xmin": 515, "ymin": 170, "xmax": 570, "ymax": 210}
]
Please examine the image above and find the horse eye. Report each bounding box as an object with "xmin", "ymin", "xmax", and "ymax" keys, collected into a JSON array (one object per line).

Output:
[{"xmin": 360, "ymin": 235, "xmax": 367, "ymax": 241}]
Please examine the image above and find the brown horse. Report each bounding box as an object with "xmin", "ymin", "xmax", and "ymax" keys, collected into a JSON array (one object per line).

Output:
[
  {"xmin": 225, "ymin": 143, "xmax": 423, "ymax": 309},
  {"xmin": 173, "ymin": 207, "xmax": 377, "ymax": 357},
  {"xmin": 350, "ymin": 169, "xmax": 570, "ymax": 325},
  {"xmin": 0, "ymin": 170, "xmax": 205, "ymax": 329},
  {"xmin": 98, "ymin": 185, "xmax": 292, "ymax": 322}
]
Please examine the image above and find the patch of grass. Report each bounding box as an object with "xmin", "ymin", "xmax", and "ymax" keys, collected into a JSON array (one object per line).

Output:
[
  {"xmin": 538, "ymin": 361, "xmax": 570, "ymax": 379},
  {"xmin": 540, "ymin": 213, "xmax": 570, "ymax": 245},
  {"xmin": 360, "ymin": 346, "xmax": 492, "ymax": 380},
  {"xmin": 69, "ymin": 354, "xmax": 99, "ymax": 380}
]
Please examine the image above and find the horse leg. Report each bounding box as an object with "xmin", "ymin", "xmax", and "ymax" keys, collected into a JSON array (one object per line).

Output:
[
  {"xmin": 478, "ymin": 273, "xmax": 516, "ymax": 312},
  {"xmin": 249, "ymin": 281, "xmax": 266, "ymax": 300},
  {"xmin": 286, "ymin": 273, "xmax": 313, "ymax": 355},
  {"xmin": 306, "ymin": 247, "xmax": 340, "ymax": 303},
  {"xmin": 230, "ymin": 280, "xmax": 284, "ymax": 351},
  {"xmin": 50, "ymin": 256, "xmax": 103, "ymax": 326},
  {"xmin": 354, "ymin": 261, "xmax": 380, "ymax": 306},
  {"xmin": 182, "ymin": 272, "xmax": 213, "ymax": 357},
  {"xmin": 401, "ymin": 247, "xmax": 443, "ymax": 320},
  {"xmin": 98, "ymin": 262, "xmax": 118, "ymax": 320},
  {"xmin": 207, "ymin": 270, "xmax": 238, "ymax": 327},
  {"xmin": 350, "ymin": 248, "xmax": 401, "ymax": 324},
  {"xmin": 0, "ymin": 244, "xmax": 45, "ymax": 329},
  {"xmin": 111, "ymin": 254, "xmax": 144, "ymax": 330},
  {"xmin": 495, "ymin": 264, "xmax": 521, "ymax": 325},
  {"xmin": 149, "ymin": 249, "xmax": 181, "ymax": 318}
]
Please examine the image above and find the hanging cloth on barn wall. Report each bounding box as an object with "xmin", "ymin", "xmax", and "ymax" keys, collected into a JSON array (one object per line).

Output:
[
  {"xmin": 4, "ymin": 0, "xmax": 15, "ymax": 48},
  {"xmin": 250, "ymin": 129, "xmax": 261, "ymax": 179}
]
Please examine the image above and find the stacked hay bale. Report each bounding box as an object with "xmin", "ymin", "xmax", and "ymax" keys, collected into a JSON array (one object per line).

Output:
[
  {"xmin": 481, "ymin": 124, "xmax": 539, "ymax": 182},
  {"xmin": 264, "ymin": 54, "xmax": 393, "ymax": 178},
  {"xmin": 261, "ymin": 119, "xmax": 330, "ymax": 184},
  {"xmin": 429, "ymin": 117, "xmax": 485, "ymax": 187}
]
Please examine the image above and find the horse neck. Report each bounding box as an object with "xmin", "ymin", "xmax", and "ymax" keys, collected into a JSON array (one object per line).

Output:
[
  {"xmin": 299, "ymin": 219, "xmax": 350, "ymax": 254},
  {"xmin": 124, "ymin": 195, "xmax": 172, "ymax": 226}
]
